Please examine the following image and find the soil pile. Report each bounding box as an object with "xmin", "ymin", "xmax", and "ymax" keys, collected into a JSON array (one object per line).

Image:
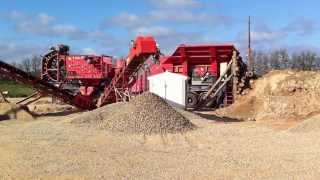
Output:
[
  {"xmin": 216, "ymin": 70, "xmax": 320, "ymax": 122},
  {"xmin": 0, "ymin": 102, "xmax": 34, "ymax": 121},
  {"xmin": 289, "ymin": 114, "xmax": 320, "ymax": 133},
  {"xmin": 72, "ymin": 92, "xmax": 195, "ymax": 134}
]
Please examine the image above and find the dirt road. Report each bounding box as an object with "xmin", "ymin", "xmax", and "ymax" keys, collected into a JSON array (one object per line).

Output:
[{"xmin": 1, "ymin": 111, "xmax": 320, "ymax": 180}]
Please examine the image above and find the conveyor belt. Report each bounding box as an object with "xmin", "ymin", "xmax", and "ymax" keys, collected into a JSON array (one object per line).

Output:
[
  {"xmin": 97, "ymin": 36, "xmax": 158, "ymax": 107},
  {"xmin": 0, "ymin": 60, "xmax": 82, "ymax": 108}
]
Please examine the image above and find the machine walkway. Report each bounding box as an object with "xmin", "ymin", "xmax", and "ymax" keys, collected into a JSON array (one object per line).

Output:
[
  {"xmin": 0, "ymin": 60, "xmax": 81, "ymax": 108},
  {"xmin": 97, "ymin": 37, "xmax": 158, "ymax": 107}
]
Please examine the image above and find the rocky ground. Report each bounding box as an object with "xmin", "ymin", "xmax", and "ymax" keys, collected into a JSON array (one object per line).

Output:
[
  {"xmin": 2, "ymin": 70, "xmax": 320, "ymax": 179},
  {"xmin": 1, "ymin": 108, "xmax": 320, "ymax": 179}
]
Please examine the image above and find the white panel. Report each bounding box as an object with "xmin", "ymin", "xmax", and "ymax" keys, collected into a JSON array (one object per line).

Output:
[
  {"xmin": 148, "ymin": 71, "xmax": 187, "ymax": 107},
  {"xmin": 220, "ymin": 62, "xmax": 228, "ymax": 76}
]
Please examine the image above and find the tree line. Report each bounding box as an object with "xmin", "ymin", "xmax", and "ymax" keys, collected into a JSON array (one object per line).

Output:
[
  {"xmin": 2, "ymin": 49, "xmax": 320, "ymax": 78},
  {"xmin": 252, "ymin": 49, "xmax": 320, "ymax": 75},
  {"xmin": 10, "ymin": 55, "xmax": 42, "ymax": 76}
]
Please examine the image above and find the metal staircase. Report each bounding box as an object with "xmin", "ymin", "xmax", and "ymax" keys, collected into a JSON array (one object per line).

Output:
[{"xmin": 196, "ymin": 51, "xmax": 238, "ymax": 109}]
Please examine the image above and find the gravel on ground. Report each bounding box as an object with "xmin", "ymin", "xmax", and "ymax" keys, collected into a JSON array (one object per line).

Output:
[{"xmin": 72, "ymin": 92, "xmax": 195, "ymax": 135}]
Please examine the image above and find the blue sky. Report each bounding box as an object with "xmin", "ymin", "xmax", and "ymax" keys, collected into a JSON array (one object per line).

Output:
[{"xmin": 0, "ymin": 0, "xmax": 319, "ymax": 62}]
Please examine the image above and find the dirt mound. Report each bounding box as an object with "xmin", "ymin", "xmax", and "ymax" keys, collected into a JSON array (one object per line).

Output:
[
  {"xmin": 289, "ymin": 114, "xmax": 320, "ymax": 133},
  {"xmin": 0, "ymin": 103, "xmax": 34, "ymax": 121},
  {"xmin": 72, "ymin": 92, "xmax": 195, "ymax": 134},
  {"xmin": 216, "ymin": 70, "xmax": 320, "ymax": 122}
]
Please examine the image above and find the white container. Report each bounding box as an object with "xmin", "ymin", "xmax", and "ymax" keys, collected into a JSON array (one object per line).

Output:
[{"xmin": 148, "ymin": 71, "xmax": 188, "ymax": 107}]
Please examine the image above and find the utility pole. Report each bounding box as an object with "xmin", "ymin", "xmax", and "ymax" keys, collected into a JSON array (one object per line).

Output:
[{"xmin": 248, "ymin": 16, "xmax": 254, "ymax": 73}]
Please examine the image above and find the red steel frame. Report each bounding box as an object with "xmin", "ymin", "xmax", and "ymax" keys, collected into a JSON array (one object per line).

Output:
[
  {"xmin": 96, "ymin": 36, "xmax": 157, "ymax": 107},
  {"xmin": 158, "ymin": 44, "xmax": 237, "ymax": 77},
  {"xmin": 0, "ymin": 36, "xmax": 243, "ymax": 110}
]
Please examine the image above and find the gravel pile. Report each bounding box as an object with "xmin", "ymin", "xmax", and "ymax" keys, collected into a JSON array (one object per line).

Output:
[{"xmin": 72, "ymin": 92, "xmax": 195, "ymax": 134}]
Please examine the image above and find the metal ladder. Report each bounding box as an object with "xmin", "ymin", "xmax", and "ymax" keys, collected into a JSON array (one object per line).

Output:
[{"xmin": 196, "ymin": 51, "xmax": 238, "ymax": 109}]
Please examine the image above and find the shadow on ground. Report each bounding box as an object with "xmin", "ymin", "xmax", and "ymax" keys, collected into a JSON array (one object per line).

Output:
[
  {"xmin": 32, "ymin": 109, "xmax": 82, "ymax": 117},
  {"xmin": 0, "ymin": 114, "xmax": 10, "ymax": 121},
  {"xmin": 195, "ymin": 112, "xmax": 243, "ymax": 123}
]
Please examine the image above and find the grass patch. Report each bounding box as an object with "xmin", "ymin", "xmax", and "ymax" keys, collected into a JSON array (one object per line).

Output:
[{"xmin": 0, "ymin": 78, "xmax": 34, "ymax": 97}]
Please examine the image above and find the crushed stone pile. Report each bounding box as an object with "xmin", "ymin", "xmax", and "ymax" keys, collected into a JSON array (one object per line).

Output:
[
  {"xmin": 0, "ymin": 102, "xmax": 34, "ymax": 121},
  {"xmin": 215, "ymin": 70, "xmax": 320, "ymax": 122},
  {"xmin": 72, "ymin": 92, "xmax": 195, "ymax": 134}
]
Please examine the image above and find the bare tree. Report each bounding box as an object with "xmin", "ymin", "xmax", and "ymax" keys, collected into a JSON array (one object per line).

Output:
[
  {"xmin": 21, "ymin": 58, "xmax": 32, "ymax": 73},
  {"xmin": 10, "ymin": 61, "xmax": 18, "ymax": 68},
  {"xmin": 315, "ymin": 55, "xmax": 320, "ymax": 68},
  {"xmin": 269, "ymin": 51, "xmax": 282, "ymax": 70},
  {"xmin": 254, "ymin": 49, "xmax": 319, "ymax": 74},
  {"xmin": 10, "ymin": 55, "xmax": 41, "ymax": 76},
  {"xmin": 291, "ymin": 51, "xmax": 317, "ymax": 71},
  {"xmin": 253, "ymin": 51, "xmax": 269, "ymax": 75},
  {"xmin": 30, "ymin": 55, "xmax": 41, "ymax": 76},
  {"xmin": 278, "ymin": 49, "xmax": 290, "ymax": 69}
]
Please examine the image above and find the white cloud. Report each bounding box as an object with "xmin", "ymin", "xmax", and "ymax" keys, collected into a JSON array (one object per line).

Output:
[
  {"xmin": 106, "ymin": 9, "xmax": 232, "ymax": 29},
  {"xmin": 284, "ymin": 17, "xmax": 319, "ymax": 36},
  {"xmin": 103, "ymin": 9, "xmax": 232, "ymax": 54},
  {"xmin": 235, "ymin": 18, "xmax": 320, "ymax": 54},
  {"xmin": 4, "ymin": 10, "xmax": 24, "ymax": 20},
  {"xmin": 149, "ymin": 9, "xmax": 232, "ymax": 25},
  {"xmin": 236, "ymin": 17, "xmax": 320, "ymax": 53},
  {"xmin": 251, "ymin": 30, "xmax": 286, "ymax": 43},
  {"xmin": 149, "ymin": 0, "xmax": 201, "ymax": 8},
  {"xmin": 80, "ymin": 48, "xmax": 97, "ymax": 55},
  {"xmin": 238, "ymin": 23, "xmax": 287, "ymax": 46},
  {"xmin": 106, "ymin": 12, "xmax": 147, "ymax": 28},
  {"xmin": 0, "ymin": 11, "xmax": 127, "ymax": 60},
  {"xmin": 104, "ymin": 7, "xmax": 227, "ymax": 55},
  {"xmin": 37, "ymin": 13, "xmax": 55, "ymax": 25},
  {"xmin": 4, "ymin": 11, "xmax": 113, "ymax": 43},
  {"xmin": 133, "ymin": 26, "xmax": 174, "ymax": 37},
  {"xmin": 149, "ymin": 9, "xmax": 196, "ymax": 22},
  {"xmin": 51, "ymin": 25, "xmax": 79, "ymax": 35},
  {"xmin": 0, "ymin": 40, "xmax": 44, "ymax": 62},
  {"xmin": 102, "ymin": 0, "xmax": 233, "ymax": 54}
]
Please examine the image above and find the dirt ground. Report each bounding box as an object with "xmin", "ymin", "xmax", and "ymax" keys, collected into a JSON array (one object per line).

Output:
[
  {"xmin": 214, "ymin": 70, "xmax": 320, "ymax": 130},
  {"xmin": 1, "ymin": 107, "xmax": 320, "ymax": 179}
]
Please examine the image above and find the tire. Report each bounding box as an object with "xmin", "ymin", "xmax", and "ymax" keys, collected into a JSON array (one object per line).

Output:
[{"xmin": 186, "ymin": 92, "xmax": 198, "ymax": 108}]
